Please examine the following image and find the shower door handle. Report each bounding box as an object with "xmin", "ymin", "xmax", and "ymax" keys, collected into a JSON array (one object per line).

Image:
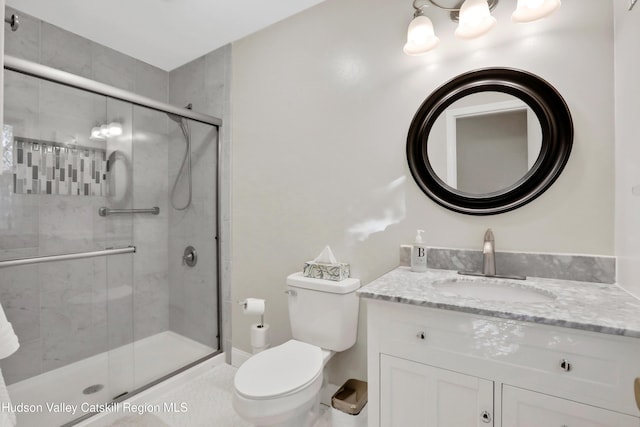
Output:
[{"xmin": 0, "ymin": 246, "xmax": 136, "ymax": 268}]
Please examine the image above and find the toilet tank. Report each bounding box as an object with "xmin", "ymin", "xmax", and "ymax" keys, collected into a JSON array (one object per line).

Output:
[{"xmin": 286, "ymin": 273, "xmax": 360, "ymax": 352}]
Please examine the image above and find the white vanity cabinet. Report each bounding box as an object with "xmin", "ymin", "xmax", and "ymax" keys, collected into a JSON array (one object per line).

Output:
[
  {"xmin": 502, "ymin": 386, "xmax": 638, "ymax": 426},
  {"xmin": 380, "ymin": 354, "xmax": 494, "ymax": 426},
  {"xmin": 366, "ymin": 299, "xmax": 640, "ymax": 427}
]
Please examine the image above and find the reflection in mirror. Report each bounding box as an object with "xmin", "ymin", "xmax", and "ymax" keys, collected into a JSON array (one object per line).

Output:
[{"xmin": 427, "ymin": 92, "xmax": 542, "ymax": 195}]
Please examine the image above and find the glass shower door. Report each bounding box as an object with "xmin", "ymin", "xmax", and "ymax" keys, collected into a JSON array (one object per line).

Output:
[
  {"xmin": 1, "ymin": 63, "xmax": 221, "ymax": 427},
  {"xmin": 103, "ymin": 97, "xmax": 136, "ymax": 405},
  {"xmin": 129, "ymin": 105, "xmax": 218, "ymax": 389},
  {"xmin": 0, "ymin": 69, "xmax": 135, "ymax": 427}
]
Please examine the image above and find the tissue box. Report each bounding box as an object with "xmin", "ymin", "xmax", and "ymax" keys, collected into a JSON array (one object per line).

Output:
[{"xmin": 303, "ymin": 261, "xmax": 350, "ymax": 281}]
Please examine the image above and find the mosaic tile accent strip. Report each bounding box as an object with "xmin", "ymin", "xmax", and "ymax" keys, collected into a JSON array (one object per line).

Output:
[{"xmin": 12, "ymin": 137, "xmax": 107, "ymax": 196}]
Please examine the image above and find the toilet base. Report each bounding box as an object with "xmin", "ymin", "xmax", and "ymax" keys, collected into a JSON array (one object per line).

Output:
[
  {"xmin": 233, "ymin": 372, "xmax": 323, "ymax": 427},
  {"xmin": 253, "ymin": 393, "xmax": 321, "ymax": 427}
]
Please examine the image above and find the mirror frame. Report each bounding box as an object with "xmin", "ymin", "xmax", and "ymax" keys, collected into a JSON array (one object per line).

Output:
[{"xmin": 406, "ymin": 68, "xmax": 573, "ymax": 215}]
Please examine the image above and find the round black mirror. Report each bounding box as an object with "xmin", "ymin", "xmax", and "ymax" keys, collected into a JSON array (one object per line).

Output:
[{"xmin": 407, "ymin": 68, "xmax": 573, "ymax": 215}]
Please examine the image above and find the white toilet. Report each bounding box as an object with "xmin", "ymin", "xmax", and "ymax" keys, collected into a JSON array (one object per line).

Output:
[{"xmin": 233, "ymin": 272, "xmax": 361, "ymax": 427}]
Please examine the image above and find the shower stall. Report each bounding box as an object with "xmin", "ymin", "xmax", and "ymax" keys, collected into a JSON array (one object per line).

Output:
[{"xmin": 0, "ymin": 55, "xmax": 222, "ymax": 426}]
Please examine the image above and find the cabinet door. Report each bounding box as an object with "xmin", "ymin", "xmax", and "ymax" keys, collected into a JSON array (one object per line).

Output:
[
  {"xmin": 380, "ymin": 354, "xmax": 494, "ymax": 426},
  {"xmin": 502, "ymin": 385, "xmax": 640, "ymax": 427}
]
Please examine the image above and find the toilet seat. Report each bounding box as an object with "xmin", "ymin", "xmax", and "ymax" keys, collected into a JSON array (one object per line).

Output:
[{"xmin": 234, "ymin": 340, "xmax": 323, "ymax": 400}]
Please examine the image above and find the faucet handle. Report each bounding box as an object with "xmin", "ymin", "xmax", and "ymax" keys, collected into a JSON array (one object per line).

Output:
[{"xmin": 482, "ymin": 228, "xmax": 496, "ymax": 276}]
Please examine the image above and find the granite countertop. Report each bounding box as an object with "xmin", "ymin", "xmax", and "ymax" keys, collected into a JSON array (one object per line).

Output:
[{"xmin": 357, "ymin": 267, "xmax": 640, "ymax": 338}]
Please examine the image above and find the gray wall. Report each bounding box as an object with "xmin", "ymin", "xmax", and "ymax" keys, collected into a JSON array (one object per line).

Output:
[
  {"xmin": 428, "ymin": 91, "xmax": 528, "ymax": 187},
  {"xmin": 457, "ymin": 110, "xmax": 528, "ymax": 194},
  {"xmin": 231, "ymin": 0, "xmax": 614, "ymax": 385}
]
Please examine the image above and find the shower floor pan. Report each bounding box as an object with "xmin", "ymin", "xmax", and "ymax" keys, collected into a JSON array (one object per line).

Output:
[{"xmin": 8, "ymin": 331, "xmax": 214, "ymax": 427}]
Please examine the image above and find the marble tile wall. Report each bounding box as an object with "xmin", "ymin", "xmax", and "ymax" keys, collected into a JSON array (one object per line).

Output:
[
  {"xmin": 1, "ymin": 5, "xmax": 226, "ymax": 386},
  {"xmin": 168, "ymin": 45, "xmax": 231, "ymax": 359},
  {"xmin": 0, "ymin": 7, "xmax": 169, "ymax": 385}
]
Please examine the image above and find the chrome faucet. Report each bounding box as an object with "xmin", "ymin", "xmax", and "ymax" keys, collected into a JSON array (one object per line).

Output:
[
  {"xmin": 482, "ymin": 229, "xmax": 496, "ymax": 276},
  {"xmin": 458, "ymin": 228, "xmax": 526, "ymax": 280}
]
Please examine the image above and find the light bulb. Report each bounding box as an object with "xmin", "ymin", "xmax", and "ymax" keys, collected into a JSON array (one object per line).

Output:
[
  {"xmin": 525, "ymin": 0, "xmax": 545, "ymax": 7},
  {"xmin": 455, "ymin": 0, "xmax": 497, "ymax": 39},
  {"xmin": 100, "ymin": 124, "xmax": 109, "ymax": 137},
  {"xmin": 403, "ymin": 13, "xmax": 440, "ymax": 55},
  {"xmin": 512, "ymin": 0, "xmax": 561, "ymax": 23},
  {"xmin": 90, "ymin": 127, "xmax": 101, "ymax": 139},
  {"xmin": 108, "ymin": 122, "xmax": 123, "ymax": 136}
]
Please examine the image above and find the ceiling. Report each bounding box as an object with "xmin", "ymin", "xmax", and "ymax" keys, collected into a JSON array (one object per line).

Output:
[{"xmin": 6, "ymin": 0, "xmax": 327, "ymax": 71}]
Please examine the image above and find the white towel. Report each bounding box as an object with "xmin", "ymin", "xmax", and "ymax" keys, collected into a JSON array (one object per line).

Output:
[
  {"xmin": 0, "ymin": 325, "xmax": 18, "ymax": 361},
  {"xmin": 0, "ymin": 303, "xmax": 19, "ymax": 360},
  {"xmin": 0, "ymin": 302, "xmax": 19, "ymax": 427},
  {"xmin": 0, "ymin": 369, "xmax": 16, "ymax": 427}
]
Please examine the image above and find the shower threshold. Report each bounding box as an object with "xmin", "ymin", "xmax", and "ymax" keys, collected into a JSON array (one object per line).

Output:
[{"xmin": 8, "ymin": 331, "xmax": 215, "ymax": 427}]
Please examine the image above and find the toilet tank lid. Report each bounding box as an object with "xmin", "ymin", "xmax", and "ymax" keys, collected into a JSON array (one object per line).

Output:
[{"xmin": 286, "ymin": 272, "xmax": 360, "ymax": 294}]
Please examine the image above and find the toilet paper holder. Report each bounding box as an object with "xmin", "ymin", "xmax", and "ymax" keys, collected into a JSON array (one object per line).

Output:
[{"xmin": 238, "ymin": 299, "xmax": 265, "ymax": 327}]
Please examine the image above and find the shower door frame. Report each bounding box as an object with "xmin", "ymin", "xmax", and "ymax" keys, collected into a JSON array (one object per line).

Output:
[{"xmin": 3, "ymin": 54, "xmax": 224, "ymax": 426}]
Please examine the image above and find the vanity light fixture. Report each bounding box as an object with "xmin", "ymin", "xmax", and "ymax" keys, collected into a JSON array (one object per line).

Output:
[
  {"xmin": 90, "ymin": 122, "xmax": 123, "ymax": 140},
  {"xmin": 403, "ymin": 5, "xmax": 440, "ymax": 55},
  {"xmin": 404, "ymin": 0, "xmax": 560, "ymax": 55},
  {"xmin": 455, "ymin": 0, "xmax": 497, "ymax": 39},
  {"xmin": 512, "ymin": 0, "xmax": 561, "ymax": 23},
  {"xmin": 108, "ymin": 122, "xmax": 123, "ymax": 136}
]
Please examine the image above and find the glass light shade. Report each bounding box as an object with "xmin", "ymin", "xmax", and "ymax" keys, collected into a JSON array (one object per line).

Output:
[
  {"xmin": 89, "ymin": 126, "xmax": 105, "ymax": 141},
  {"xmin": 512, "ymin": 0, "xmax": 561, "ymax": 23},
  {"xmin": 99, "ymin": 124, "xmax": 109, "ymax": 137},
  {"xmin": 108, "ymin": 122, "xmax": 123, "ymax": 136},
  {"xmin": 455, "ymin": 0, "xmax": 497, "ymax": 39},
  {"xmin": 403, "ymin": 14, "xmax": 440, "ymax": 55}
]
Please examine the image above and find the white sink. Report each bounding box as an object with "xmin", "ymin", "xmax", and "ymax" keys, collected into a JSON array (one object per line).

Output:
[{"xmin": 432, "ymin": 277, "xmax": 556, "ymax": 303}]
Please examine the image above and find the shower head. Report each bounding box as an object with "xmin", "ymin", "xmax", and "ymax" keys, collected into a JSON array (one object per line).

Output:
[
  {"xmin": 168, "ymin": 113, "xmax": 183, "ymax": 123},
  {"xmin": 167, "ymin": 103, "xmax": 193, "ymax": 123}
]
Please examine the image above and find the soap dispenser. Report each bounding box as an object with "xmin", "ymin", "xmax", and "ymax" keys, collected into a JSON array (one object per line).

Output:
[{"xmin": 411, "ymin": 229, "xmax": 427, "ymax": 272}]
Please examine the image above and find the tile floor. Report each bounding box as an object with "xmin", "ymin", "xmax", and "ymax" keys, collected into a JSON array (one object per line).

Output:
[{"xmin": 104, "ymin": 363, "xmax": 333, "ymax": 427}]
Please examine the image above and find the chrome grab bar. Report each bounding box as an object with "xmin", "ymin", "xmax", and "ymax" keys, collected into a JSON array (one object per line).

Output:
[
  {"xmin": 0, "ymin": 246, "xmax": 136, "ymax": 269},
  {"xmin": 98, "ymin": 207, "xmax": 160, "ymax": 217}
]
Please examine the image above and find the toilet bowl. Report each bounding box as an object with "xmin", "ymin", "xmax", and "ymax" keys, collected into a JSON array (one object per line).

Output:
[
  {"xmin": 233, "ymin": 340, "xmax": 334, "ymax": 427},
  {"xmin": 233, "ymin": 273, "xmax": 360, "ymax": 426}
]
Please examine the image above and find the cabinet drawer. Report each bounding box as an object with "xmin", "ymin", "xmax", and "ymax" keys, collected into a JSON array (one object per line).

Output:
[
  {"xmin": 502, "ymin": 385, "xmax": 640, "ymax": 427},
  {"xmin": 371, "ymin": 301, "xmax": 640, "ymax": 416}
]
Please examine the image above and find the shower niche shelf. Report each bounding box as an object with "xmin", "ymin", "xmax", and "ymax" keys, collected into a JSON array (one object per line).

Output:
[{"xmin": 11, "ymin": 136, "xmax": 107, "ymax": 196}]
